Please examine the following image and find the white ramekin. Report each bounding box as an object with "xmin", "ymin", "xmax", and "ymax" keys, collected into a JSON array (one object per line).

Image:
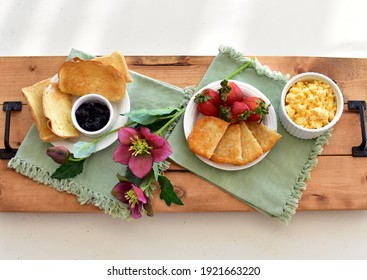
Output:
[
  {"xmin": 279, "ymin": 72, "xmax": 344, "ymax": 139},
  {"xmin": 71, "ymin": 93, "xmax": 114, "ymax": 138}
]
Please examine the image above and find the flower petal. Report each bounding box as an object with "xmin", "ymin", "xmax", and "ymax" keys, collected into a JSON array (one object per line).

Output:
[
  {"xmin": 118, "ymin": 127, "xmax": 138, "ymax": 145},
  {"xmin": 138, "ymin": 127, "xmax": 152, "ymax": 139},
  {"xmin": 145, "ymin": 131, "xmax": 165, "ymax": 147},
  {"xmin": 113, "ymin": 143, "xmax": 132, "ymax": 165},
  {"xmin": 151, "ymin": 138, "xmax": 172, "ymax": 162},
  {"xmin": 130, "ymin": 202, "xmax": 143, "ymax": 219},
  {"xmin": 132, "ymin": 185, "xmax": 147, "ymax": 204},
  {"xmin": 142, "ymin": 131, "xmax": 172, "ymax": 162},
  {"xmin": 111, "ymin": 181, "xmax": 131, "ymax": 203},
  {"xmin": 128, "ymin": 154, "xmax": 153, "ymax": 178}
]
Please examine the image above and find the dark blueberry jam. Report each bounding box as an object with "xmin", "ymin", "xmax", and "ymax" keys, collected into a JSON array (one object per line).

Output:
[{"xmin": 75, "ymin": 102, "xmax": 110, "ymax": 132}]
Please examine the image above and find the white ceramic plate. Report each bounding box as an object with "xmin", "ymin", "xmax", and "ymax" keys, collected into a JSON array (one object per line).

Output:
[
  {"xmin": 52, "ymin": 92, "xmax": 130, "ymax": 153},
  {"xmin": 183, "ymin": 80, "xmax": 277, "ymax": 171}
]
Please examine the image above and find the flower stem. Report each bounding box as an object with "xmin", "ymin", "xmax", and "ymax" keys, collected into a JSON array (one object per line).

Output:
[
  {"xmin": 140, "ymin": 175, "xmax": 154, "ymax": 192},
  {"xmin": 68, "ymin": 156, "xmax": 85, "ymax": 162},
  {"xmin": 155, "ymin": 107, "xmax": 186, "ymax": 136},
  {"xmin": 70, "ymin": 120, "xmax": 138, "ymax": 161},
  {"xmin": 225, "ymin": 59, "xmax": 253, "ymax": 80},
  {"xmin": 90, "ymin": 120, "xmax": 137, "ymax": 144}
]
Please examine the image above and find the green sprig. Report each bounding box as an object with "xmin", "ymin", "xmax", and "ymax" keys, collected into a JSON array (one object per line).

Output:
[
  {"xmin": 225, "ymin": 59, "xmax": 253, "ymax": 80},
  {"xmin": 155, "ymin": 107, "xmax": 185, "ymax": 136}
]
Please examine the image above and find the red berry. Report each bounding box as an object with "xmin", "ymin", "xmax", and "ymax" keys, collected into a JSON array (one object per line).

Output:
[
  {"xmin": 194, "ymin": 88, "xmax": 221, "ymax": 117},
  {"xmin": 197, "ymin": 102, "xmax": 219, "ymax": 117},
  {"xmin": 219, "ymin": 80, "xmax": 244, "ymax": 105},
  {"xmin": 231, "ymin": 101, "xmax": 249, "ymax": 116},
  {"xmin": 242, "ymin": 96, "xmax": 270, "ymax": 122},
  {"xmin": 231, "ymin": 102, "xmax": 251, "ymax": 124},
  {"xmin": 219, "ymin": 102, "xmax": 251, "ymax": 124},
  {"xmin": 195, "ymin": 88, "xmax": 221, "ymax": 106}
]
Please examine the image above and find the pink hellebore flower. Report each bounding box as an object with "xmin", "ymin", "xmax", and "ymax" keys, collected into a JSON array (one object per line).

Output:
[
  {"xmin": 113, "ymin": 127, "xmax": 172, "ymax": 178},
  {"xmin": 112, "ymin": 181, "xmax": 147, "ymax": 219}
]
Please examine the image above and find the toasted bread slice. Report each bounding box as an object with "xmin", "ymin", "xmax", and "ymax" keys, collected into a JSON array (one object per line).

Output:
[
  {"xmin": 93, "ymin": 51, "xmax": 133, "ymax": 83},
  {"xmin": 239, "ymin": 121, "xmax": 263, "ymax": 165},
  {"xmin": 58, "ymin": 57, "xmax": 126, "ymax": 102},
  {"xmin": 187, "ymin": 116, "xmax": 229, "ymax": 159},
  {"xmin": 22, "ymin": 79, "xmax": 63, "ymax": 142},
  {"xmin": 246, "ymin": 121, "xmax": 282, "ymax": 153},
  {"xmin": 43, "ymin": 83, "xmax": 79, "ymax": 138},
  {"xmin": 211, "ymin": 124, "xmax": 242, "ymax": 165}
]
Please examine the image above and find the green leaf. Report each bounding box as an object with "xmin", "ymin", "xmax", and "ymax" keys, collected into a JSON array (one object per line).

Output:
[
  {"xmin": 73, "ymin": 141, "xmax": 97, "ymax": 158},
  {"xmin": 51, "ymin": 159, "xmax": 85, "ymax": 179},
  {"xmin": 158, "ymin": 175, "xmax": 184, "ymax": 206},
  {"xmin": 122, "ymin": 107, "xmax": 179, "ymax": 125},
  {"xmin": 143, "ymin": 118, "xmax": 172, "ymax": 133}
]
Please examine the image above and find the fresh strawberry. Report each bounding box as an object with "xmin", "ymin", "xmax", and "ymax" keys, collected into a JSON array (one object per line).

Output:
[
  {"xmin": 219, "ymin": 80, "xmax": 244, "ymax": 105},
  {"xmin": 196, "ymin": 88, "xmax": 221, "ymax": 106},
  {"xmin": 231, "ymin": 101, "xmax": 251, "ymax": 123},
  {"xmin": 242, "ymin": 96, "xmax": 270, "ymax": 122},
  {"xmin": 219, "ymin": 102, "xmax": 251, "ymax": 124},
  {"xmin": 196, "ymin": 101, "xmax": 219, "ymax": 117},
  {"xmin": 219, "ymin": 105, "xmax": 235, "ymax": 124},
  {"xmin": 194, "ymin": 88, "xmax": 221, "ymax": 117}
]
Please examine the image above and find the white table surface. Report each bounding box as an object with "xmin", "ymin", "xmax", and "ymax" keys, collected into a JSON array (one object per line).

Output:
[{"xmin": 1, "ymin": 0, "xmax": 367, "ymax": 260}]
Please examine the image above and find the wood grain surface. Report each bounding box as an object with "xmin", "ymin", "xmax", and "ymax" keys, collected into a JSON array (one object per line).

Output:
[{"xmin": 0, "ymin": 55, "xmax": 366, "ymax": 213}]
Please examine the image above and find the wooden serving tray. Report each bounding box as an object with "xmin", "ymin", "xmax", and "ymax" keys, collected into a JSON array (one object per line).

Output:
[{"xmin": 0, "ymin": 55, "xmax": 366, "ymax": 213}]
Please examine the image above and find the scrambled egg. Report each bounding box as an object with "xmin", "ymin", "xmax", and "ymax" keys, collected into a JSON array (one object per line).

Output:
[{"xmin": 285, "ymin": 80, "xmax": 337, "ymax": 129}]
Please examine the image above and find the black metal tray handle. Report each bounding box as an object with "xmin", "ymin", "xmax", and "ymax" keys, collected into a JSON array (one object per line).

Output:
[
  {"xmin": 348, "ymin": 100, "xmax": 367, "ymax": 157},
  {"xmin": 0, "ymin": 101, "xmax": 22, "ymax": 159}
]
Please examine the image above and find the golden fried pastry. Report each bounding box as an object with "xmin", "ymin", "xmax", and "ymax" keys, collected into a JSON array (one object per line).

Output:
[
  {"xmin": 188, "ymin": 117, "xmax": 281, "ymax": 166},
  {"xmin": 43, "ymin": 83, "xmax": 79, "ymax": 138},
  {"xmin": 93, "ymin": 51, "xmax": 133, "ymax": 83},
  {"xmin": 239, "ymin": 121, "xmax": 263, "ymax": 165},
  {"xmin": 246, "ymin": 121, "xmax": 282, "ymax": 153},
  {"xmin": 187, "ymin": 116, "xmax": 229, "ymax": 159},
  {"xmin": 22, "ymin": 79, "xmax": 63, "ymax": 142},
  {"xmin": 211, "ymin": 124, "xmax": 242, "ymax": 165},
  {"xmin": 58, "ymin": 57, "xmax": 126, "ymax": 102}
]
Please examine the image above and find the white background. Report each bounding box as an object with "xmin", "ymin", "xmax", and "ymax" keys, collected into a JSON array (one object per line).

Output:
[{"xmin": 1, "ymin": 0, "xmax": 367, "ymax": 260}]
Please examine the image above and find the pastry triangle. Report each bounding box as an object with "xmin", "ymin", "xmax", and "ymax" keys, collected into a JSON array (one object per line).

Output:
[
  {"xmin": 246, "ymin": 121, "xmax": 282, "ymax": 153},
  {"xmin": 211, "ymin": 124, "xmax": 242, "ymax": 165}
]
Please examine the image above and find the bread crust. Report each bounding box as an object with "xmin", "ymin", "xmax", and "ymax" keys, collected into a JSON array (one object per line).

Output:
[
  {"xmin": 43, "ymin": 84, "xmax": 79, "ymax": 138},
  {"xmin": 58, "ymin": 58, "xmax": 126, "ymax": 102},
  {"xmin": 93, "ymin": 51, "xmax": 133, "ymax": 83},
  {"xmin": 22, "ymin": 79, "xmax": 63, "ymax": 142}
]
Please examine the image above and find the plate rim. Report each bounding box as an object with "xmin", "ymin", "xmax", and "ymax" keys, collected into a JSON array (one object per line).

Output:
[{"xmin": 183, "ymin": 80, "xmax": 277, "ymax": 171}]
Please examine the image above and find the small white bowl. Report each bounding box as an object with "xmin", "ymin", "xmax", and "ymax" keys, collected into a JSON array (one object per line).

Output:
[
  {"xmin": 279, "ymin": 72, "xmax": 344, "ymax": 139},
  {"xmin": 71, "ymin": 94, "xmax": 114, "ymax": 138}
]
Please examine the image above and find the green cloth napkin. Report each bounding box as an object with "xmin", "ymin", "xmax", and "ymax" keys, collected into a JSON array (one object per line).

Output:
[
  {"xmin": 8, "ymin": 49, "xmax": 192, "ymax": 219},
  {"xmin": 168, "ymin": 45, "xmax": 331, "ymax": 224}
]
